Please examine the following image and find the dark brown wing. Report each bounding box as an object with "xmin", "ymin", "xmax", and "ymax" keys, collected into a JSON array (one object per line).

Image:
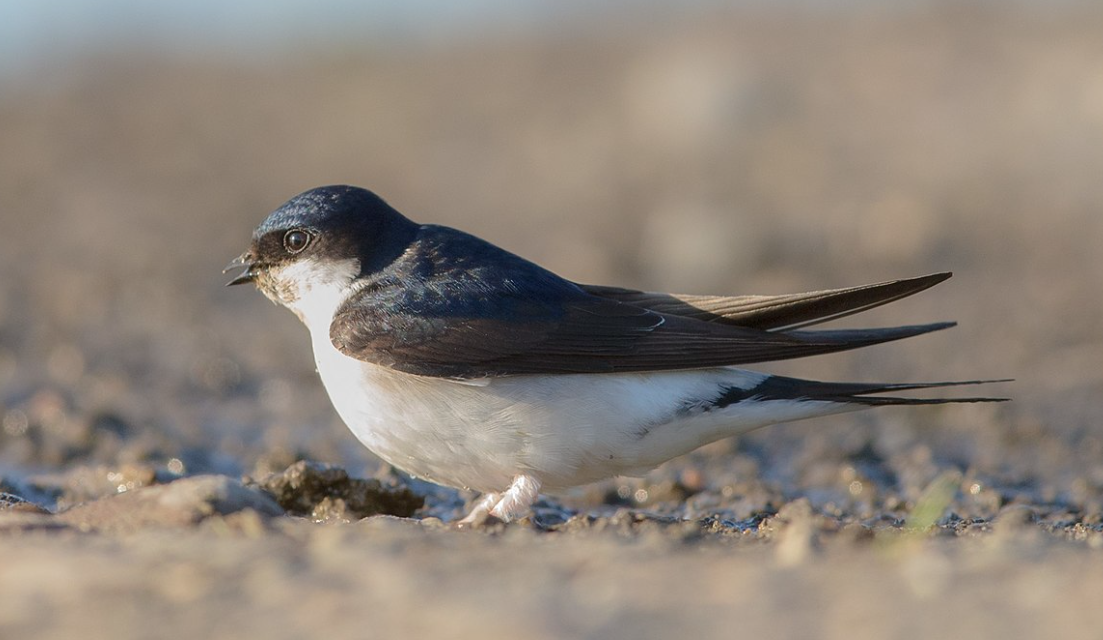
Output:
[
  {"xmin": 328, "ymin": 225, "xmax": 956, "ymax": 378},
  {"xmin": 330, "ymin": 277, "xmax": 953, "ymax": 379},
  {"xmin": 579, "ymin": 273, "xmax": 952, "ymax": 331}
]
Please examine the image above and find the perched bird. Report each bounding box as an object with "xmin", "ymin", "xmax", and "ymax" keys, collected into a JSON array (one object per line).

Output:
[{"xmin": 226, "ymin": 185, "xmax": 1006, "ymax": 524}]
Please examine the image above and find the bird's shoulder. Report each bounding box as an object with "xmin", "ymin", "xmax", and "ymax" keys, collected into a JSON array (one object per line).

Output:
[{"xmin": 328, "ymin": 224, "xmax": 655, "ymax": 377}]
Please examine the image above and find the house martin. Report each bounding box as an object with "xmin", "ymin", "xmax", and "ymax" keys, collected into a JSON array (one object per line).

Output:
[{"xmin": 227, "ymin": 185, "xmax": 1007, "ymax": 524}]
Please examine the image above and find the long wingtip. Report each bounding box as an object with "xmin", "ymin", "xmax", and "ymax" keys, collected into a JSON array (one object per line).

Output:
[
  {"xmin": 787, "ymin": 321, "xmax": 958, "ymax": 348},
  {"xmin": 765, "ymin": 272, "xmax": 954, "ymax": 331},
  {"xmin": 579, "ymin": 271, "xmax": 959, "ymax": 333}
]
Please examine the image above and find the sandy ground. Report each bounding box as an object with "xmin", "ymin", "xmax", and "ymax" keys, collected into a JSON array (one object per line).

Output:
[{"xmin": 1, "ymin": 5, "xmax": 1102, "ymax": 639}]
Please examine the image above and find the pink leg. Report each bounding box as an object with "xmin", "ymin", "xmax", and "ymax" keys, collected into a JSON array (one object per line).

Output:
[
  {"xmin": 455, "ymin": 474, "xmax": 542, "ymax": 526},
  {"xmin": 489, "ymin": 474, "xmax": 541, "ymax": 522},
  {"xmin": 456, "ymin": 491, "xmax": 501, "ymax": 527}
]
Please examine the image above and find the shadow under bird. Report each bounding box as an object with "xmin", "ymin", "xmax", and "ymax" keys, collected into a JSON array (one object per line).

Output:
[{"xmin": 226, "ymin": 185, "xmax": 1008, "ymax": 524}]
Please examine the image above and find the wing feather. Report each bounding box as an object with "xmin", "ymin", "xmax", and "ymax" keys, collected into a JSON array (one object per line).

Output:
[
  {"xmin": 328, "ymin": 227, "xmax": 957, "ymax": 379},
  {"xmin": 330, "ymin": 283, "xmax": 954, "ymax": 378},
  {"xmin": 579, "ymin": 273, "xmax": 952, "ymax": 331}
]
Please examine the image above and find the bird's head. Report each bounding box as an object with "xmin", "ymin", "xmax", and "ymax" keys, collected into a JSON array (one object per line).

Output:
[{"xmin": 226, "ymin": 185, "xmax": 418, "ymax": 327}]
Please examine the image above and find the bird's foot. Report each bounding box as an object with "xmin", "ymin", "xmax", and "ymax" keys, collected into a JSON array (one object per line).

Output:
[
  {"xmin": 454, "ymin": 492, "xmax": 501, "ymax": 528},
  {"xmin": 455, "ymin": 474, "xmax": 541, "ymax": 528}
]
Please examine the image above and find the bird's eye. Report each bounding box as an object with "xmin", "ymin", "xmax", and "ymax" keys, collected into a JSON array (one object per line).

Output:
[{"xmin": 283, "ymin": 229, "xmax": 311, "ymax": 254}]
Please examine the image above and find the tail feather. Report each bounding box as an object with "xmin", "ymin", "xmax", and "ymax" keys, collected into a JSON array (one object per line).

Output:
[
  {"xmin": 816, "ymin": 377, "xmax": 1010, "ymax": 408},
  {"xmin": 718, "ymin": 376, "xmax": 1011, "ymax": 408}
]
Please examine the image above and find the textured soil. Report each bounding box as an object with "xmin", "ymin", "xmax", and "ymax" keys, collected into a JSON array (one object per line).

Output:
[{"xmin": 1, "ymin": 5, "xmax": 1102, "ymax": 639}]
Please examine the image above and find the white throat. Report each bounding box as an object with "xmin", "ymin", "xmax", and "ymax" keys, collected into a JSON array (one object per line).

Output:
[{"xmin": 266, "ymin": 257, "xmax": 361, "ymax": 331}]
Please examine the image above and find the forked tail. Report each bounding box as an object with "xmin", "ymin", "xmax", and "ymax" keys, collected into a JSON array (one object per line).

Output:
[{"xmin": 716, "ymin": 376, "xmax": 1012, "ymax": 407}]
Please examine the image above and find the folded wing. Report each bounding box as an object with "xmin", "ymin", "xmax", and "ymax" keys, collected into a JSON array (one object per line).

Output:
[{"xmin": 331, "ymin": 271, "xmax": 958, "ymax": 379}]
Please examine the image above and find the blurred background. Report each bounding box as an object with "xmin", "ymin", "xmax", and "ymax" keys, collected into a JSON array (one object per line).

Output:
[{"xmin": 0, "ymin": 1, "xmax": 1100, "ymax": 512}]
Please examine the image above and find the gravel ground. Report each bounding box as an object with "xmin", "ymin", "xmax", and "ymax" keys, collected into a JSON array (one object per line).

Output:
[{"xmin": 1, "ymin": 5, "xmax": 1101, "ymax": 639}]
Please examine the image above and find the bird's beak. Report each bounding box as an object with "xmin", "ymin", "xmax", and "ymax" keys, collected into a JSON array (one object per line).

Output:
[{"xmin": 224, "ymin": 252, "xmax": 259, "ymax": 286}]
